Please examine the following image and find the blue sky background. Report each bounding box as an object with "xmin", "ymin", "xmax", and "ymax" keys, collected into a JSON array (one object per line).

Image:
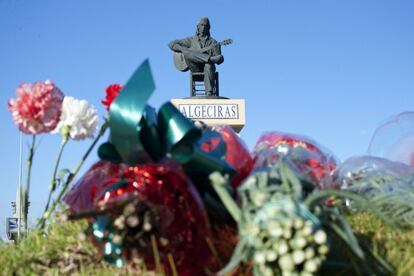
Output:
[{"xmin": 1, "ymin": 0, "xmax": 414, "ymax": 239}]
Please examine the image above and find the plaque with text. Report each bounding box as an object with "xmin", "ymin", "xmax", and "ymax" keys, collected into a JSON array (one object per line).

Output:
[{"xmin": 171, "ymin": 98, "xmax": 245, "ymax": 132}]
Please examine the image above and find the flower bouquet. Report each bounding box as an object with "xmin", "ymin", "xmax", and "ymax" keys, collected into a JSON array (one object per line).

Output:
[{"xmin": 7, "ymin": 59, "xmax": 414, "ymax": 275}]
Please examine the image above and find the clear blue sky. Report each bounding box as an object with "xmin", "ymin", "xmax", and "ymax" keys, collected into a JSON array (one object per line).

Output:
[{"xmin": 1, "ymin": 0, "xmax": 414, "ymax": 239}]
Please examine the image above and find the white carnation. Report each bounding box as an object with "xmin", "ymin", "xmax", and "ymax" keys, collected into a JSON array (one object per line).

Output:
[{"xmin": 54, "ymin": 96, "xmax": 99, "ymax": 140}]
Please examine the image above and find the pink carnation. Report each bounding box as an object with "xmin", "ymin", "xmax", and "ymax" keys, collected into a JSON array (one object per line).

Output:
[{"xmin": 8, "ymin": 80, "xmax": 64, "ymax": 134}]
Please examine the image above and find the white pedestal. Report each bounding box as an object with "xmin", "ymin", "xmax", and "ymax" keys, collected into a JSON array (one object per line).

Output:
[{"xmin": 171, "ymin": 98, "xmax": 246, "ymax": 132}]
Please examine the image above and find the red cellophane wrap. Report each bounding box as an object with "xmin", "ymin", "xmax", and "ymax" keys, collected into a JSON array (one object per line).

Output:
[
  {"xmin": 253, "ymin": 132, "xmax": 338, "ymax": 189},
  {"xmin": 199, "ymin": 126, "xmax": 253, "ymax": 264},
  {"xmin": 213, "ymin": 125, "xmax": 255, "ymax": 188},
  {"xmin": 94, "ymin": 159, "xmax": 215, "ymax": 276},
  {"xmin": 63, "ymin": 160, "xmax": 128, "ymax": 214}
]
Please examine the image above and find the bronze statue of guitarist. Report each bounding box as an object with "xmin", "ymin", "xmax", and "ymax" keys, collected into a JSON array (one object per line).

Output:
[{"xmin": 169, "ymin": 17, "xmax": 231, "ymax": 96}]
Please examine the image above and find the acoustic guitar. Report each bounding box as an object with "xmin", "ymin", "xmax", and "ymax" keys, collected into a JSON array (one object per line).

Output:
[{"xmin": 173, "ymin": 39, "xmax": 233, "ymax": 72}]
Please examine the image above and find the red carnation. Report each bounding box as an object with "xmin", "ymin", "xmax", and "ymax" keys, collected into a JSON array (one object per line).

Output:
[
  {"xmin": 8, "ymin": 80, "xmax": 64, "ymax": 134},
  {"xmin": 102, "ymin": 84, "xmax": 123, "ymax": 111}
]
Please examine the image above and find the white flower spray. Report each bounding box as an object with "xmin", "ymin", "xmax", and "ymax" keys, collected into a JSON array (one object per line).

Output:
[
  {"xmin": 210, "ymin": 162, "xmax": 329, "ymax": 276},
  {"xmin": 39, "ymin": 96, "xmax": 99, "ymax": 229}
]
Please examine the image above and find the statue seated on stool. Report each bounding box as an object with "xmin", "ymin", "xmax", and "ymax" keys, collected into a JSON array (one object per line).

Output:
[
  {"xmin": 168, "ymin": 17, "xmax": 232, "ymax": 97},
  {"xmin": 191, "ymin": 71, "xmax": 219, "ymax": 96}
]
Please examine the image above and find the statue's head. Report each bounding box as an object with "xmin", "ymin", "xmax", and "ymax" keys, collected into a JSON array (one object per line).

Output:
[{"xmin": 196, "ymin": 17, "xmax": 210, "ymax": 37}]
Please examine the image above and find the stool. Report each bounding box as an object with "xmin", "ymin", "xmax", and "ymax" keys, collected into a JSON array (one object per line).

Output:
[{"xmin": 190, "ymin": 72, "xmax": 219, "ymax": 97}]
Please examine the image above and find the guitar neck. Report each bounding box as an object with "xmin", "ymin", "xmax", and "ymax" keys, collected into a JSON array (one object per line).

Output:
[
  {"xmin": 198, "ymin": 44, "xmax": 218, "ymax": 53},
  {"xmin": 198, "ymin": 40, "xmax": 231, "ymax": 53}
]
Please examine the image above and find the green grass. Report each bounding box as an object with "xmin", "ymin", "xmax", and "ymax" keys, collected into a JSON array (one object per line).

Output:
[
  {"xmin": 0, "ymin": 213, "xmax": 413, "ymax": 275},
  {"xmin": 347, "ymin": 212, "xmax": 414, "ymax": 276},
  {"xmin": 0, "ymin": 217, "xmax": 153, "ymax": 275}
]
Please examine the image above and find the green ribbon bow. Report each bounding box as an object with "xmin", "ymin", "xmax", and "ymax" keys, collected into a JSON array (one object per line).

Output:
[{"xmin": 99, "ymin": 59, "xmax": 234, "ymax": 177}]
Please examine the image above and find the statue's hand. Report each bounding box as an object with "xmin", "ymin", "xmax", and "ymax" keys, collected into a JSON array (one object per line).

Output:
[
  {"xmin": 169, "ymin": 41, "xmax": 184, "ymax": 52},
  {"xmin": 168, "ymin": 40, "xmax": 178, "ymax": 51},
  {"xmin": 172, "ymin": 44, "xmax": 181, "ymax": 52},
  {"xmin": 209, "ymin": 55, "xmax": 223, "ymax": 64}
]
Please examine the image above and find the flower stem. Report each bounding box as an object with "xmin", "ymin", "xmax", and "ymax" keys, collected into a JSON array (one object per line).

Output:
[
  {"xmin": 209, "ymin": 172, "xmax": 241, "ymax": 222},
  {"xmin": 304, "ymin": 190, "xmax": 398, "ymax": 228},
  {"xmin": 71, "ymin": 119, "xmax": 109, "ymax": 179},
  {"xmin": 42, "ymin": 136, "xmax": 69, "ymax": 218},
  {"xmin": 22, "ymin": 135, "xmax": 36, "ymax": 234},
  {"xmin": 151, "ymin": 234, "xmax": 164, "ymax": 275},
  {"xmin": 38, "ymin": 119, "xmax": 108, "ymax": 230}
]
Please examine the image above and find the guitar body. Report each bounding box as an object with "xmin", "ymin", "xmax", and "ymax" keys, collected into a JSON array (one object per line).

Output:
[
  {"xmin": 174, "ymin": 52, "xmax": 189, "ymax": 72},
  {"xmin": 172, "ymin": 39, "xmax": 233, "ymax": 72}
]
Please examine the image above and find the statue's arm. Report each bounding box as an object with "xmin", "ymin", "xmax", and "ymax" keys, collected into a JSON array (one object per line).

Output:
[
  {"xmin": 168, "ymin": 37, "xmax": 192, "ymax": 52},
  {"xmin": 210, "ymin": 42, "xmax": 224, "ymax": 64}
]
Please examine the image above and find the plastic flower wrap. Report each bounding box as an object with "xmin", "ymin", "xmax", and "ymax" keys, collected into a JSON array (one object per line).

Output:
[
  {"xmin": 253, "ymin": 132, "xmax": 338, "ymax": 189},
  {"xmin": 54, "ymin": 96, "xmax": 99, "ymax": 140},
  {"xmin": 210, "ymin": 134, "xmax": 394, "ymax": 275},
  {"xmin": 8, "ymin": 80, "xmax": 64, "ymax": 134},
  {"xmin": 81, "ymin": 160, "xmax": 215, "ymax": 275},
  {"xmin": 334, "ymin": 155, "xmax": 414, "ymax": 227},
  {"xmin": 188, "ymin": 125, "xmax": 252, "ymax": 265},
  {"xmin": 63, "ymin": 160, "xmax": 128, "ymax": 214},
  {"xmin": 212, "ymin": 125, "xmax": 255, "ymax": 188},
  {"xmin": 368, "ymin": 112, "xmax": 414, "ymax": 166}
]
